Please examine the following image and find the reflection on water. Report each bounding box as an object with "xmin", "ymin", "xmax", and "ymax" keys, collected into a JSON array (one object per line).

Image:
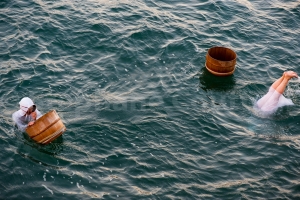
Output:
[
  {"xmin": 199, "ymin": 67, "xmax": 236, "ymax": 91},
  {"xmin": 14, "ymin": 129, "xmax": 65, "ymax": 156}
]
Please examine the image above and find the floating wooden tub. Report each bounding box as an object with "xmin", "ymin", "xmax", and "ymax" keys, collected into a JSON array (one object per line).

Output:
[
  {"xmin": 205, "ymin": 46, "xmax": 237, "ymax": 76},
  {"xmin": 26, "ymin": 110, "xmax": 66, "ymax": 145}
]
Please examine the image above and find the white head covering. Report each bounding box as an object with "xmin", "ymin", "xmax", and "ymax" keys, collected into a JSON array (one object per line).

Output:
[{"xmin": 19, "ymin": 97, "xmax": 35, "ymax": 114}]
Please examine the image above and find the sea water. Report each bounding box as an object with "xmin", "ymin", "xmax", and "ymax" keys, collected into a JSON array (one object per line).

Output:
[{"xmin": 1, "ymin": 0, "xmax": 300, "ymax": 199}]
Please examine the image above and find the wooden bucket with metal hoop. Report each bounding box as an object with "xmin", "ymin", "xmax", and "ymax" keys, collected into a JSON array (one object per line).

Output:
[
  {"xmin": 205, "ymin": 46, "xmax": 237, "ymax": 76},
  {"xmin": 26, "ymin": 110, "xmax": 66, "ymax": 145}
]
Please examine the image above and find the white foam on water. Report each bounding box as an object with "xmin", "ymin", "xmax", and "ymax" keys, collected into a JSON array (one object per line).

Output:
[
  {"xmin": 43, "ymin": 173, "xmax": 46, "ymax": 181},
  {"xmin": 289, "ymin": 77, "xmax": 300, "ymax": 83},
  {"xmin": 42, "ymin": 184, "xmax": 53, "ymax": 195}
]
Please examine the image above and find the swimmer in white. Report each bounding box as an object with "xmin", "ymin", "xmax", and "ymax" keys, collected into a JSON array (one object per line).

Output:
[
  {"xmin": 12, "ymin": 97, "xmax": 42, "ymax": 132},
  {"xmin": 256, "ymin": 71, "xmax": 298, "ymax": 113}
]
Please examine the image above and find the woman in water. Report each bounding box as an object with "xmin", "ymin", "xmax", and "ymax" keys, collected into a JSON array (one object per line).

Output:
[
  {"xmin": 12, "ymin": 97, "xmax": 42, "ymax": 132},
  {"xmin": 256, "ymin": 71, "xmax": 298, "ymax": 113}
]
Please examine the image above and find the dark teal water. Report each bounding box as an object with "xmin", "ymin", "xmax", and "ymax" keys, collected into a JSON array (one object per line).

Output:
[{"xmin": 1, "ymin": 0, "xmax": 300, "ymax": 199}]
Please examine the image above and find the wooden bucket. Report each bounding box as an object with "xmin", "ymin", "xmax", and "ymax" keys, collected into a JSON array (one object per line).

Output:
[
  {"xmin": 205, "ymin": 46, "xmax": 237, "ymax": 76},
  {"xmin": 26, "ymin": 110, "xmax": 66, "ymax": 145}
]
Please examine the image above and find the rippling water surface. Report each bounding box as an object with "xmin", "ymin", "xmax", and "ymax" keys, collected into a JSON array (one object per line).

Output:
[{"xmin": 1, "ymin": 0, "xmax": 300, "ymax": 199}]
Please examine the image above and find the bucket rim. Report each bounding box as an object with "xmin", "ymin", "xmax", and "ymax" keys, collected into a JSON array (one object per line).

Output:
[{"xmin": 207, "ymin": 46, "xmax": 237, "ymax": 62}]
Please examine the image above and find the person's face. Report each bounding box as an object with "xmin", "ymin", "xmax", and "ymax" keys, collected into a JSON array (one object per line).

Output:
[{"xmin": 26, "ymin": 105, "xmax": 36, "ymax": 115}]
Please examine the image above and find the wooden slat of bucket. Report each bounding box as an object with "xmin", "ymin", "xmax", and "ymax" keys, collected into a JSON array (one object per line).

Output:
[
  {"xmin": 26, "ymin": 110, "xmax": 60, "ymax": 138},
  {"xmin": 26, "ymin": 110, "xmax": 66, "ymax": 144},
  {"xmin": 205, "ymin": 55, "xmax": 235, "ymax": 73},
  {"xmin": 39, "ymin": 126, "xmax": 66, "ymax": 145},
  {"xmin": 32, "ymin": 119, "xmax": 66, "ymax": 144},
  {"xmin": 205, "ymin": 46, "xmax": 237, "ymax": 76},
  {"xmin": 205, "ymin": 63, "xmax": 235, "ymax": 76}
]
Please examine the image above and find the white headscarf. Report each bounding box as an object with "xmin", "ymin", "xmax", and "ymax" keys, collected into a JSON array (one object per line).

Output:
[{"xmin": 19, "ymin": 97, "xmax": 35, "ymax": 115}]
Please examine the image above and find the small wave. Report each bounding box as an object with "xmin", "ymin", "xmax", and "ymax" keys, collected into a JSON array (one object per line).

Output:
[{"xmin": 42, "ymin": 184, "xmax": 53, "ymax": 195}]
